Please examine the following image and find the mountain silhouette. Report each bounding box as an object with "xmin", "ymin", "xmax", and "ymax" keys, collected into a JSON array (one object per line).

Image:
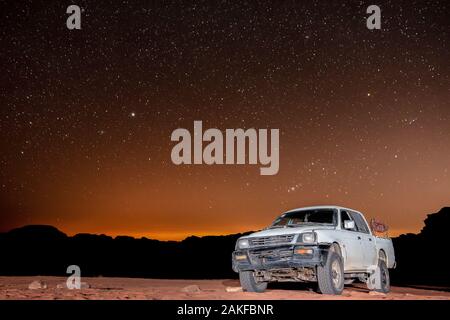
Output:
[
  {"xmin": 0, "ymin": 208, "xmax": 449, "ymax": 287},
  {"xmin": 1, "ymin": 225, "xmax": 68, "ymax": 241},
  {"xmin": 421, "ymin": 207, "xmax": 450, "ymax": 239},
  {"xmin": 391, "ymin": 207, "xmax": 450, "ymax": 286}
]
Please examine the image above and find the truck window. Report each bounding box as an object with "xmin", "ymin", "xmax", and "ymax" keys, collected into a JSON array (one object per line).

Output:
[
  {"xmin": 349, "ymin": 211, "xmax": 370, "ymax": 234},
  {"xmin": 340, "ymin": 210, "xmax": 356, "ymax": 231},
  {"xmin": 272, "ymin": 209, "xmax": 337, "ymax": 227}
]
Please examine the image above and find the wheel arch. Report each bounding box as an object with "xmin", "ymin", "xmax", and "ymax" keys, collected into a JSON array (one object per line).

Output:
[
  {"xmin": 327, "ymin": 241, "xmax": 346, "ymax": 265},
  {"xmin": 378, "ymin": 249, "xmax": 387, "ymax": 265}
]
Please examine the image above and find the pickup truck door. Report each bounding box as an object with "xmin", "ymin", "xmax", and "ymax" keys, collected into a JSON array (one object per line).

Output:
[
  {"xmin": 339, "ymin": 210, "xmax": 365, "ymax": 271},
  {"xmin": 360, "ymin": 233, "xmax": 377, "ymax": 268},
  {"xmin": 348, "ymin": 211, "xmax": 377, "ymax": 269}
]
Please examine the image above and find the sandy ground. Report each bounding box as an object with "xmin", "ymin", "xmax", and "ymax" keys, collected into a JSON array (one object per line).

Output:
[{"xmin": 0, "ymin": 276, "xmax": 449, "ymax": 300}]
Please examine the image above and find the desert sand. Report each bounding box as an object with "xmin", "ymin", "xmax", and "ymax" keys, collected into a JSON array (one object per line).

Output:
[{"xmin": 0, "ymin": 276, "xmax": 449, "ymax": 300}]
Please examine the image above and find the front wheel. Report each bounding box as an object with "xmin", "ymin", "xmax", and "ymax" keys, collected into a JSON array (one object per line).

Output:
[
  {"xmin": 239, "ymin": 271, "xmax": 268, "ymax": 293},
  {"xmin": 317, "ymin": 251, "xmax": 344, "ymax": 295}
]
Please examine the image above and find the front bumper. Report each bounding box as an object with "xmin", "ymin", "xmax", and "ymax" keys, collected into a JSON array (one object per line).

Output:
[{"xmin": 232, "ymin": 244, "xmax": 327, "ymax": 272}]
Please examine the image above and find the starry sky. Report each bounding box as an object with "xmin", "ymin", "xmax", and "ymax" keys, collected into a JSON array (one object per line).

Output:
[{"xmin": 1, "ymin": 1, "xmax": 449, "ymax": 240}]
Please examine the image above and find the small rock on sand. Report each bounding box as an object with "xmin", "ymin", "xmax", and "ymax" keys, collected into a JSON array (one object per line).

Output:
[
  {"xmin": 28, "ymin": 280, "xmax": 47, "ymax": 290},
  {"xmin": 181, "ymin": 285, "xmax": 201, "ymax": 293},
  {"xmin": 369, "ymin": 291, "xmax": 387, "ymax": 296},
  {"xmin": 225, "ymin": 286, "xmax": 243, "ymax": 293}
]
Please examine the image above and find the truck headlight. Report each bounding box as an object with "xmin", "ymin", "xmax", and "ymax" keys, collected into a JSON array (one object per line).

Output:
[
  {"xmin": 237, "ymin": 239, "xmax": 250, "ymax": 249},
  {"xmin": 298, "ymin": 232, "xmax": 316, "ymax": 243}
]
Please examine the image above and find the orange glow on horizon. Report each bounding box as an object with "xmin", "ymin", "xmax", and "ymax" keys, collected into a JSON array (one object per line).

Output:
[{"xmin": 43, "ymin": 221, "xmax": 422, "ymax": 241}]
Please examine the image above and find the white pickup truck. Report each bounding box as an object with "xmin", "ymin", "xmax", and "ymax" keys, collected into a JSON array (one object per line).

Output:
[{"xmin": 232, "ymin": 206, "xmax": 395, "ymax": 295}]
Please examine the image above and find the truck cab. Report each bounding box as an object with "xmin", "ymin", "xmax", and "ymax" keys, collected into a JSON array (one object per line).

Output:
[{"xmin": 232, "ymin": 206, "xmax": 395, "ymax": 295}]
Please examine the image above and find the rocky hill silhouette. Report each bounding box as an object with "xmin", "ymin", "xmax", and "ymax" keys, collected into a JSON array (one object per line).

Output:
[
  {"xmin": 0, "ymin": 207, "xmax": 449, "ymax": 286},
  {"xmin": 391, "ymin": 207, "xmax": 450, "ymax": 286},
  {"xmin": 0, "ymin": 225, "xmax": 250, "ymax": 279}
]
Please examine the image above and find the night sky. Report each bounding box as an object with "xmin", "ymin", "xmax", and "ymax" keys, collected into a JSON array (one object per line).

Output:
[{"xmin": 1, "ymin": 1, "xmax": 449, "ymax": 239}]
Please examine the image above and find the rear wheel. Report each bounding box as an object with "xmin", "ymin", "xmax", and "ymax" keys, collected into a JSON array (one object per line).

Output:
[
  {"xmin": 317, "ymin": 251, "xmax": 344, "ymax": 295},
  {"xmin": 367, "ymin": 259, "xmax": 390, "ymax": 293},
  {"xmin": 239, "ymin": 271, "xmax": 267, "ymax": 293}
]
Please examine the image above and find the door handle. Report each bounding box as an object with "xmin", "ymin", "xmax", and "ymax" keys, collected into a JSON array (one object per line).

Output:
[{"xmin": 357, "ymin": 236, "xmax": 361, "ymax": 240}]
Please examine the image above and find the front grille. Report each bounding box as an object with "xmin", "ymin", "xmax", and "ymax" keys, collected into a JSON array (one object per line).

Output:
[
  {"xmin": 249, "ymin": 248, "xmax": 293, "ymax": 263},
  {"xmin": 249, "ymin": 234, "xmax": 295, "ymax": 247}
]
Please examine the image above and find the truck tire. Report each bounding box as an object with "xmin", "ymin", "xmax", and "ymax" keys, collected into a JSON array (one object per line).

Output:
[
  {"xmin": 317, "ymin": 251, "xmax": 344, "ymax": 295},
  {"xmin": 239, "ymin": 271, "xmax": 268, "ymax": 293},
  {"xmin": 368, "ymin": 259, "xmax": 390, "ymax": 293}
]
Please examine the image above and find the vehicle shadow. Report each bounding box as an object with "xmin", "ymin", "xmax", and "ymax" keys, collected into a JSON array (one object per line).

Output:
[
  {"xmin": 267, "ymin": 282, "xmax": 373, "ymax": 293},
  {"xmin": 267, "ymin": 282, "xmax": 317, "ymax": 292}
]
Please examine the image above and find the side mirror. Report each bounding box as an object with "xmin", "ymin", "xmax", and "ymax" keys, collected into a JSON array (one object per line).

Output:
[{"xmin": 344, "ymin": 220, "xmax": 355, "ymax": 230}]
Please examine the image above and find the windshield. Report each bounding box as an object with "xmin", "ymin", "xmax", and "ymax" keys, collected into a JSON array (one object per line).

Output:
[{"xmin": 270, "ymin": 209, "xmax": 337, "ymax": 228}]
